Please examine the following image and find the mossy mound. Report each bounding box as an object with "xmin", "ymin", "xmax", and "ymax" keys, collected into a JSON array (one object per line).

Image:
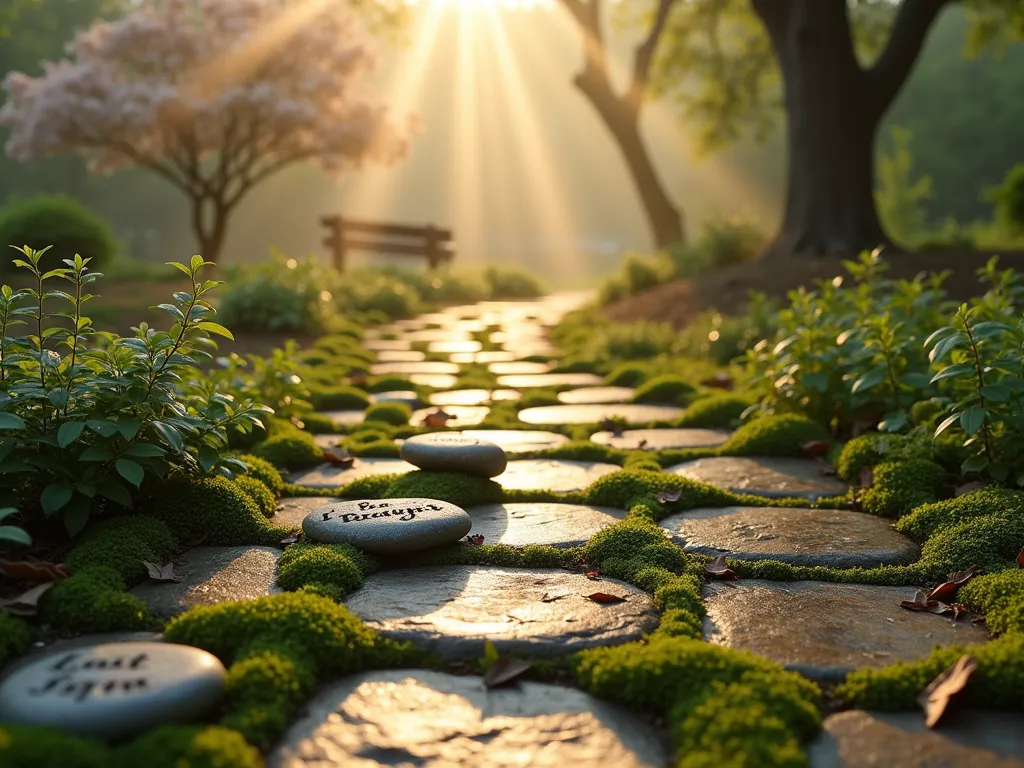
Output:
[
  {"xmin": 236, "ymin": 453, "xmax": 284, "ymax": 496},
  {"xmin": 834, "ymin": 429, "xmax": 960, "ymax": 484},
  {"xmin": 234, "ymin": 476, "xmax": 277, "ymax": 518},
  {"xmin": 633, "ymin": 375, "xmax": 698, "ymax": 405},
  {"xmin": 251, "ymin": 429, "xmax": 324, "ymax": 471},
  {"xmin": 277, "ymin": 541, "xmax": 378, "ymax": 596},
  {"xmin": 66, "ymin": 515, "xmax": 179, "ymax": 584},
  {"xmin": 338, "ymin": 473, "xmax": 402, "ymax": 499},
  {"xmin": 363, "ymin": 402, "xmax": 412, "ymax": 426},
  {"xmin": 918, "ymin": 513, "xmax": 1024, "ymax": 575},
  {"xmin": 861, "ymin": 459, "xmax": 946, "ymax": 519},
  {"xmin": 0, "ymin": 724, "xmax": 109, "ymax": 768},
  {"xmin": 719, "ymin": 414, "xmax": 829, "ymax": 457},
  {"xmin": 307, "ymin": 385, "xmax": 371, "ymax": 411},
  {"xmin": 584, "ymin": 469, "xmax": 742, "ymax": 513},
  {"xmin": 295, "ymin": 411, "xmax": 340, "ymax": 434},
  {"xmin": 674, "ymin": 394, "xmax": 752, "ymax": 429},
  {"xmin": 895, "ymin": 487, "xmax": 1024, "ymax": 540},
  {"xmin": 0, "ymin": 614, "xmax": 32, "ymax": 668},
  {"xmin": 366, "ymin": 376, "xmax": 418, "ymax": 393},
  {"xmin": 959, "ymin": 570, "xmax": 1024, "ymax": 634},
  {"xmin": 384, "ymin": 471, "xmax": 502, "ymax": 508},
  {"xmin": 40, "ymin": 567, "xmax": 152, "ymax": 633},
  {"xmin": 605, "ymin": 363, "xmax": 651, "ymax": 387}
]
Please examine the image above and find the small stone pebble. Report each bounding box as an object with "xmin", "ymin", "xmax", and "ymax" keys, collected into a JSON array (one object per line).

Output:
[
  {"xmin": 301, "ymin": 498, "xmax": 472, "ymax": 553},
  {"xmin": 400, "ymin": 432, "xmax": 508, "ymax": 478}
]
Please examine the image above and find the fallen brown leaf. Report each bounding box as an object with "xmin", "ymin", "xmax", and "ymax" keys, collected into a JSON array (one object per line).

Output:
[
  {"xmin": 859, "ymin": 466, "xmax": 875, "ymax": 488},
  {"xmin": 948, "ymin": 603, "xmax": 969, "ymax": 621},
  {"xmin": 637, "ymin": 439, "xmax": 648, "ymax": 450},
  {"xmin": 323, "ymin": 447, "xmax": 355, "ymax": 467},
  {"xmin": 483, "ymin": 657, "xmax": 533, "ymax": 688},
  {"xmin": 801, "ymin": 440, "xmax": 831, "ymax": 458},
  {"xmin": 585, "ymin": 592, "xmax": 627, "ymax": 604},
  {"xmin": 143, "ymin": 561, "xmax": 184, "ymax": 583},
  {"xmin": 948, "ymin": 566, "xmax": 983, "ymax": 585},
  {"xmin": 704, "ymin": 554, "xmax": 739, "ymax": 581},
  {"xmin": 279, "ymin": 533, "xmax": 302, "ymax": 548},
  {"xmin": 423, "ymin": 410, "xmax": 456, "ymax": 428},
  {"xmin": 1017, "ymin": 545, "xmax": 1024, "ymax": 568},
  {"xmin": 584, "ymin": 570, "xmax": 600, "ymax": 580},
  {"xmin": 900, "ymin": 589, "xmax": 952, "ymax": 615},
  {"xmin": 465, "ymin": 534, "xmax": 484, "ymax": 546},
  {"xmin": 0, "ymin": 558, "xmax": 69, "ymax": 583},
  {"xmin": 656, "ymin": 488, "xmax": 683, "ymax": 504},
  {"xmin": 918, "ymin": 655, "xmax": 978, "ymax": 728},
  {"xmin": 0, "ymin": 582, "xmax": 54, "ymax": 616}
]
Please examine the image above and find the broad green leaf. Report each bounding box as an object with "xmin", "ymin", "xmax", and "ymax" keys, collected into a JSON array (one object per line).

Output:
[
  {"xmin": 86, "ymin": 419, "xmax": 119, "ymax": 438},
  {"xmin": 929, "ymin": 334, "xmax": 967, "ymax": 363},
  {"xmin": 851, "ymin": 368, "xmax": 885, "ymax": 395},
  {"xmin": 878, "ymin": 412, "xmax": 908, "ymax": 433},
  {"xmin": 62, "ymin": 496, "xmax": 92, "ymax": 538},
  {"xmin": 57, "ymin": 421, "xmax": 85, "ymax": 448},
  {"xmin": 79, "ymin": 445, "xmax": 113, "ymax": 462},
  {"xmin": 167, "ymin": 262, "xmax": 192, "ymax": 276},
  {"xmin": 0, "ymin": 524, "xmax": 31, "ymax": 546},
  {"xmin": 960, "ymin": 406, "xmax": 986, "ymax": 436},
  {"xmin": 97, "ymin": 479, "xmax": 134, "ymax": 509},
  {"xmin": 199, "ymin": 445, "xmax": 219, "ymax": 474},
  {"xmin": 196, "ymin": 322, "xmax": 234, "ymax": 340},
  {"xmin": 125, "ymin": 442, "xmax": 165, "ymax": 458},
  {"xmin": 153, "ymin": 421, "xmax": 183, "ymax": 452},
  {"xmin": 116, "ymin": 459, "xmax": 145, "ymax": 488},
  {"xmin": 980, "ymin": 383, "xmax": 1011, "ymax": 403},
  {"xmin": 922, "ymin": 326, "xmax": 956, "ymax": 349},
  {"xmin": 930, "ymin": 363, "xmax": 975, "ymax": 384},
  {"xmin": 961, "ymin": 455, "xmax": 989, "ymax": 473},
  {"xmin": 901, "ymin": 372, "xmax": 934, "ymax": 389},
  {"xmin": 117, "ymin": 417, "xmax": 142, "ymax": 440},
  {"xmin": 935, "ymin": 412, "xmax": 962, "ymax": 437},
  {"xmin": 801, "ymin": 371, "xmax": 829, "ymax": 393},
  {"xmin": 0, "ymin": 412, "xmax": 25, "ymax": 430},
  {"xmin": 971, "ymin": 321, "xmax": 1014, "ymax": 339},
  {"xmin": 40, "ymin": 484, "xmax": 73, "ymax": 516}
]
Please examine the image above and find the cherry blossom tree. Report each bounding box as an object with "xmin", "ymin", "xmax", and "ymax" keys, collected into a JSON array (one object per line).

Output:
[{"xmin": 0, "ymin": 0, "xmax": 414, "ymax": 263}]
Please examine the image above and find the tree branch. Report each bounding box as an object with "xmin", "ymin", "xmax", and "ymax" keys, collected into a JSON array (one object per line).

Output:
[
  {"xmin": 629, "ymin": 0, "xmax": 677, "ymax": 108},
  {"xmin": 867, "ymin": 0, "xmax": 951, "ymax": 117}
]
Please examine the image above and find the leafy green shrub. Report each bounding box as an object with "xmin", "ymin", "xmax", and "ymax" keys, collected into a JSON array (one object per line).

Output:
[
  {"xmin": 676, "ymin": 394, "xmax": 752, "ymax": 428},
  {"xmin": 336, "ymin": 267, "xmax": 421, "ymax": 318},
  {"xmin": 666, "ymin": 214, "xmax": 764, "ymax": 278},
  {"xmin": 598, "ymin": 252, "xmax": 673, "ymax": 305},
  {"xmin": 208, "ymin": 342, "xmax": 311, "ymax": 423},
  {"xmin": 234, "ymin": 476, "xmax": 277, "ymax": 517},
  {"xmin": 483, "ymin": 265, "xmax": 544, "ymax": 299},
  {"xmin": 364, "ymin": 402, "xmax": 411, "ymax": 426},
  {"xmin": 307, "ymin": 385, "xmax": 370, "ymax": 411},
  {"xmin": 114, "ymin": 726, "xmax": 262, "ymax": 768},
  {"xmin": 0, "ymin": 724, "xmax": 109, "ymax": 768},
  {"xmin": 0, "ymin": 195, "xmax": 119, "ymax": 272},
  {"xmin": 366, "ymin": 375, "xmax": 418, "ymax": 394},
  {"xmin": 861, "ymin": 459, "xmax": 946, "ymax": 519},
  {"xmin": 633, "ymin": 375, "xmax": 698, "ymax": 405},
  {"xmin": 384, "ymin": 470, "xmax": 502, "ymax": 508},
  {"xmin": 40, "ymin": 566, "xmax": 152, "ymax": 632},
  {"xmin": 989, "ymin": 162, "xmax": 1024, "ymax": 235},
  {"xmin": 0, "ymin": 250, "xmax": 268, "ymax": 538},
  {"xmin": 251, "ymin": 428, "xmax": 324, "ymax": 471},
  {"xmin": 0, "ymin": 613, "xmax": 31, "ymax": 668},
  {"xmin": 719, "ymin": 414, "xmax": 829, "ymax": 457},
  {"xmin": 294, "ymin": 411, "xmax": 338, "ymax": 434}
]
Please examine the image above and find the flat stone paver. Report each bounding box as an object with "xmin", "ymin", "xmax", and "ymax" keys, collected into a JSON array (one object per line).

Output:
[
  {"xmin": 489, "ymin": 361, "xmax": 552, "ymax": 375},
  {"xmin": 275, "ymin": 497, "xmax": 346, "ymax": 528},
  {"xmin": 130, "ymin": 547, "xmax": 283, "ymax": 618},
  {"xmin": 703, "ymin": 581, "xmax": 991, "ymax": 682},
  {"xmin": 320, "ymin": 410, "xmax": 366, "ymax": 427},
  {"xmin": 808, "ymin": 710, "xmax": 1024, "ymax": 768},
  {"xmin": 430, "ymin": 389, "xmax": 521, "ymax": 406},
  {"xmin": 268, "ymin": 670, "xmax": 665, "ymax": 768},
  {"xmin": 466, "ymin": 503, "xmax": 628, "ymax": 548},
  {"xmin": 370, "ymin": 390, "xmax": 423, "ymax": 408},
  {"xmin": 404, "ymin": 329, "xmax": 473, "ymax": 343},
  {"xmin": 495, "ymin": 459, "xmax": 619, "ymax": 492},
  {"xmin": 371, "ymin": 361, "xmax": 460, "ymax": 376},
  {"xmin": 374, "ymin": 350, "xmax": 426, "ymax": 363},
  {"xmin": 363, "ymin": 339, "xmax": 413, "ymax": 352},
  {"xmin": 496, "ymin": 373, "xmax": 604, "ymax": 389},
  {"xmin": 410, "ymin": 373, "xmax": 459, "ymax": 389},
  {"xmin": 591, "ymin": 427, "xmax": 732, "ymax": 450},
  {"xmin": 449, "ymin": 351, "xmax": 516, "ymax": 364},
  {"xmin": 411, "ymin": 405, "xmax": 490, "ymax": 427},
  {"xmin": 558, "ymin": 387, "xmax": 636, "ymax": 405},
  {"xmin": 289, "ymin": 458, "xmax": 415, "ymax": 489},
  {"xmin": 345, "ymin": 566, "xmax": 658, "ymax": 658},
  {"xmin": 312, "ymin": 433, "xmax": 344, "ymax": 450},
  {"xmin": 660, "ymin": 507, "xmax": 919, "ymax": 568},
  {"xmin": 459, "ymin": 430, "xmax": 570, "ymax": 453},
  {"xmin": 668, "ymin": 457, "xmax": 849, "ymax": 500},
  {"xmin": 518, "ymin": 403, "xmax": 684, "ymax": 426},
  {"xmin": 428, "ymin": 340, "xmax": 482, "ymax": 354}
]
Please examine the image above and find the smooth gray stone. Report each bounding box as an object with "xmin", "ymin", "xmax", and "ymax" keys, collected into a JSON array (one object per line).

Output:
[
  {"xmin": 668, "ymin": 456, "xmax": 850, "ymax": 500},
  {"xmin": 558, "ymin": 387, "xmax": 636, "ymax": 405},
  {"xmin": 591, "ymin": 427, "xmax": 732, "ymax": 450},
  {"xmin": 268, "ymin": 670, "xmax": 666, "ymax": 768},
  {"xmin": 467, "ymin": 503, "xmax": 628, "ymax": 548},
  {"xmin": 1, "ymin": 633, "xmax": 163, "ymax": 679},
  {"xmin": 131, "ymin": 547, "xmax": 283, "ymax": 618},
  {"xmin": 400, "ymin": 432, "xmax": 508, "ymax": 478},
  {"xmin": 370, "ymin": 390, "xmax": 423, "ymax": 408},
  {"xmin": 302, "ymin": 498, "xmax": 472, "ymax": 554},
  {"xmin": 346, "ymin": 566, "xmax": 658, "ymax": 658},
  {"xmin": 494, "ymin": 459, "xmax": 619, "ymax": 492},
  {"xmin": 320, "ymin": 410, "xmax": 365, "ymax": 427},
  {"xmin": 703, "ymin": 581, "xmax": 990, "ymax": 682},
  {"xmin": 459, "ymin": 429, "xmax": 570, "ymax": 453},
  {"xmin": 274, "ymin": 497, "xmax": 346, "ymax": 529},
  {"xmin": 518, "ymin": 403, "xmax": 684, "ymax": 426},
  {"xmin": 0, "ymin": 641, "xmax": 226, "ymax": 740},
  {"xmin": 496, "ymin": 373, "xmax": 604, "ymax": 389},
  {"xmin": 660, "ymin": 506, "xmax": 920, "ymax": 568},
  {"xmin": 808, "ymin": 710, "xmax": 1024, "ymax": 768},
  {"xmin": 289, "ymin": 458, "xmax": 415, "ymax": 489}
]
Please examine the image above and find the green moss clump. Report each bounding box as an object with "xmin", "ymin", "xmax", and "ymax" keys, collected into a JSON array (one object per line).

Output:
[
  {"xmin": 623, "ymin": 453, "xmax": 662, "ymax": 472},
  {"xmin": 0, "ymin": 614, "xmax": 32, "ymax": 668},
  {"xmin": 633, "ymin": 375, "xmax": 698, "ymax": 405},
  {"xmin": 234, "ymin": 476, "xmax": 277, "ymax": 518},
  {"xmin": 114, "ymin": 726, "xmax": 262, "ymax": 768},
  {"xmin": 40, "ymin": 567, "xmax": 152, "ymax": 632},
  {"xmin": 585, "ymin": 518, "xmax": 692, "ymax": 586},
  {"xmin": 251, "ymin": 430, "xmax": 324, "ymax": 471},
  {"xmin": 605, "ymin": 363, "xmax": 651, "ymax": 387},
  {"xmin": 364, "ymin": 402, "xmax": 411, "ymax": 426},
  {"xmin": 338, "ymin": 473, "xmax": 402, "ymax": 499},
  {"xmin": 675, "ymin": 394, "xmax": 752, "ymax": 428},
  {"xmin": 0, "ymin": 724, "xmax": 108, "ymax": 768},
  {"xmin": 66, "ymin": 516, "xmax": 179, "ymax": 584},
  {"xmin": 345, "ymin": 438, "xmax": 402, "ymax": 458},
  {"xmin": 535, "ymin": 441, "xmax": 626, "ymax": 465},
  {"xmin": 144, "ymin": 475, "xmax": 287, "ymax": 546},
  {"xmin": 958, "ymin": 570, "xmax": 1024, "ymax": 634},
  {"xmin": 895, "ymin": 487, "xmax": 1024, "ymax": 540},
  {"xmin": 516, "ymin": 390, "xmax": 562, "ymax": 410},
  {"xmin": 838, "ymin": 633, "xmax": 1024, "ymax": 711},
  {"xmin": 277, "ymin": 541, "xmax": 377, "ymax": 596},
  {"xmin": 366, "ymin": 376, "xmax": 417, "ymax": 393},
  {"xmin": 861, "ymin": 459, "xmax": 946, "ymax": 519},
  {"xmin": 308, "ymin": 385, "xmax": 371, "ymax": 411},
  {"xmin": 584, "ymin": 469, "xmax": 742, "ymax": 512},
  {"xmin": 917, "ymin": 513, "xmax": 1024, "ymax": 575},
  {"xmin": 236, "ymin": 454, "xmax": 284, "ymax": 495},
  {"xmin": 295, "ymin": 411, "xmax": 339, "ymax": 434},
  {"xmin": 385, "ymin": 470, "xmax": 502, "ymax": 508},
  {"xmin": 719, "ymin": 414, "xmax": 829, "ymax": 457}
]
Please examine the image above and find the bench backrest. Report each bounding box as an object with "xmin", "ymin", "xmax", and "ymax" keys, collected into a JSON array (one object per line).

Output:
[{"xmin": 321, "ymin": 215, "xmax": 455, "ymax": 272}]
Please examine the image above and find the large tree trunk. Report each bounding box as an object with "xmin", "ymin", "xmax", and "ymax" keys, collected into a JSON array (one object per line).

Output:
[{"xmin": 191, "ymin": 195, "xmax": 229, "ymax": 264}]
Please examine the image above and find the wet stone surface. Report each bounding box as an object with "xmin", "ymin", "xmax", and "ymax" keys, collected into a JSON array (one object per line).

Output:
[
  {"xmin": 466, "ymin": 503, "xmax": 628, "ymax": 548},
  {"xmin": 374, "ymin": 350, "xmax": 426, "ymax": 363},
  {"xmin": 668, "ymin": 457, "xmax": 849, "ymax": 500},
  {"xmin": 449, "ymin": 350, "xmax": 516, "ymax": 364},
  {"xmin": 0, "ymin": 641, "xmax": 226, "ymax": 740},
  {"xmin": 496, "ymin": 373, "xmax": 604, "ymax": 389},
  {"xmin": 268, "ymin": 670, "xmax": 666, "ymax": 768},
  {"xmin": 131, "ymin": 547, "xmax": 283, "ymax": 618},
  {"xmin": 495, "ymin": 459, "xmax": 620, "ymax": 492},
  {"xmin": 808, "ymin": 710, "xmax": 1024, "ymax": 768},
  {"xmin": 371, "ymin": 361, "xmax": 460, "ymax": 376},
  {"xmin": 591, "ymin": 427, "xmax": 732, "ymax": 450},
  {"xmin": 429, "ymin": 388, "xmax": 521, "ymax": 406},
  {"xmin": 289, "ymin": 458, "xmax": 416, "ymax": 489},
  {"xmin": 557, "ymin": 386, "xmax": 636, "ymax": 405},
  {"xmin": 518, "ymin": 403, "xmax": 685, "ymax": 426},
  {"xmin": 459, "ymin": 429, "xmax": 570, "ymax": 453},
  {"xmin": 488, "ymin": 361, "xmax": 552, "ymax": 375},
  {"xmin": 410, "ymin": 373, "xmax": 459, "ymax": 389},
  {"xmin": 401, "ymin": 432, "xmax": 508, "ymax": 478},
  {"xmin": 370, "ymin": 390, "xmax": 423, "ymax": 408},
  {"xmin": 660, "ymin": 506, "xmax": 919, "ymax": 568},
  {"xmin": 411, "ymin": 405, "xmax": 490, "ymax": 427},
  {"xmin": 320, "ymin": 410, "xmax": 366, "ymax": 427},
  {"xmin": 302, "ymin": 498, "xmax": 472, "ymax": 554},
  {"xmin": 346, "ymin": 566, "xmax": 659, "ymax": 658},
  {"xmin": 703, "ymin": 581, "xmax": 991, "ymax": 682},
  {"xmin": 274, "ymin": 497, "xmax": 346, "ymax": 529}
]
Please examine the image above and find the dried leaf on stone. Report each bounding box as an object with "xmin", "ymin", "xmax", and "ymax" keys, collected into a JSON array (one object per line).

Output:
[
  {"xmin": 279, "ymin": 533, "xmax": 302, "ymax": 548},
  {"xmin": 143, "ymin": 561, "xmax": 183, "ymax": 583},
  {"xmin": 483, "ymin": 657, "xmax": 533, "ymax": 688},
  {"xmin": 801, "ymin": 440, "xmax": 831, "ymax": 458},
  {"xmin": 704, "ymin": 555, "xmax": 739, "ymax": 581},
  {"xmin": 584, "ymin": 570, "xmax": 600, "ymax": 580},
  {"xmin": 948, "ymin": 603, "xmax": 969, "ymax": 621},
  {"xmin": 1017, "ymin": 545, "xmax": 1024, "ymax": 568},
  {"xmin": 323, "ymin": 447, "xmax": 355, "ymax": 467},
  {"xmin": 637, "ymin": 439, "xmax": 649, "ymax": 450},
  {"xmin": 656, "ymin": 488, "xmax": 683, "ymax": 504},
  {"xmin": 585, "ymin": 592, "xmax": 627, "ymax": 604},
  {"xmin": 947, "ymin": 566, "xmax": 983, "ymax": 585},
  {"xmin": 859, "ymin": 466, "xmax": 875, "ymax": 488},
  {"xmin": 423, "ymin": 410, "xmax": 455, "ymax": 427},
  {"xmin": 0, "ymin": 582, "xmax": 54, "ymax": 616},
  {"xmin": 465, "ymin": 535, "xmax": 484, "ymax": 546},
  {"xmin": 900, "ymin": 590, "xmax": 951, "ymax": 615},
  {"xmin": 918, "ymin": 655, "xmax": 978, "ymax": 728},
  {"xmin": 0, "ymin": 558, "xmax": 69, "ymax": 583}
]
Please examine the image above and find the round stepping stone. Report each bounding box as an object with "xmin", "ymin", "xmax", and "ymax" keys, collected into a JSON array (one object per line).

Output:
[
  {"xmin": 495, "ymin": 459, "xmax": 619, "ymax": 492},
  {"xmin": 346, "ymin": 566, "xmax": 658, "ymax": 657},
  {"xmin": 275, "ymin": 497, "xmax": 346, "ymax": 528},
  {"xmin": 289, "ymin": 457, "xmax": 415, "ymax": 489},
  {"xmin": 405, "ymin": 329, "xmax": 472, "ymax": 343},
  {"xmin": 429, "ymin": 388, "xmax": 521, "ymax": 406},
  {"xmin": 489, "ymin": 361, "xmax": 552, "ymax": 375},
  {"xmin": 410, "ymin": 373, "xmax": 458, "ymax": 389},
  {"xmin": 0, "ymin": 641, "xmax": 227, "ymax": 740},
  {"xmin": 267, "ymin": 670, "xmax": 666, "ymax": 768},
  {"xmin": 467, "ymin": 503, "xmax": 628, "ymax": 547},
  {"xmin": 371, "ymin": 361, "xmax": 460, "ymax": 376},
  {"xmin": 459, "ymin": 429, "xmax": 570, "ymax": 453},
  {"xmin": 401, "ymin": 432, "xmax": 508, "ymax": 478},
  {"xmin": 374, "ymin": 350, "xmax": 426, "ymax": 363},
  {"xmin": 518, "ymin": 403, "xmax": 684, "ymax": 426},
  {"xmin": 411, "ymin": 405, "xmax": 490, "ymax": 427},
  {"xmin": 362, "ymin": 339, "xmax": 412, "ymax": 352},
  {"xmin": 702, "ymin": 581, "xmax": 990, "ymax": 682},
  {"xmin": 808, "ymin": 710, "xmax": 1024, "ymax": 768},
  {"xmin": 659, "ymin": 507, "xmax": 920, "ymax": 568},
  {"xmin": 302, "ymin": 498, "xmax": 472, "ymax": 554},
  {"xmin": 668, "ymin": 457, "xmax": 849, "ymax": 500},
  {"xmin": 497, "ymin": 373, "xmax": 603, "ymax": 389},
  {"xmin": 428, "ymin": 340, "xmax": 482, "ymax": 354},
  {"xmin": 592, "ymin": 427, "xmax": 732, "ymax": 450},
  {"xmin": 558, "ymin": 386, "xmax": 635, "ymax": 405},
  {"xmin": 449, "ymin": 350, "xmax": 516, "ymax": 364},
  {"xmin": 320, "ymin": 410, "xmax": 365, "ymax": 427},
  {"xmin": 370, "ymin": 390, "xmax": 423, "ymax": 408},
  {"xmin": 312, "ymin": 434, "xmax": 344, "ymax": 450},
  {"xmin": 131, "ymin": 547, "xmax": 283, "ymax": 618}
]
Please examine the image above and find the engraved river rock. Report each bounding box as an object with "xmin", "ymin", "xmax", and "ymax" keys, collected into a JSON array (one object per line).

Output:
[{"xmin": 301, "ymin": 498, "xmax": 472, "ymax": 553}]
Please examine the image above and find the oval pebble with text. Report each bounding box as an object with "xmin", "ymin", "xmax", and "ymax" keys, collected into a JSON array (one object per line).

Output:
[{"xmin": 302, "ymin": 498, "xmax": 473, "ymax": 554}]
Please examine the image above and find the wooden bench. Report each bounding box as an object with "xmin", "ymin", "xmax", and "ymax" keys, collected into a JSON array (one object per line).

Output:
[{"xmin": 321, "ymin": 216, "xmax": 455, "ymax": 272}]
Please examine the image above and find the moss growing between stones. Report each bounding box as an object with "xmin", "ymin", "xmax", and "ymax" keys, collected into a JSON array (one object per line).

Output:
[
  {"xmin": 529, "ymin": 441, "xmax": 627, "ymax": 465},
  {"xmin": 396, "ymin": 543, "xmax": 583, "ymax": 570},
  {"xmin": 837, "ymin": 632, "xmax": 1024, "ymax": 712},
  {"xmin": 145, "ymin": 476, "xmax": 288, "ymax": 546},
  {"xmin": 277, "ymin": 542, "xmax": 378, "ymax": 596},
  {"xmin": 674, "ymin": 394, "xmax": 752, "ymax": 429},
  {"xmin": 234, "ymin": 476, "xmax": 277, "ymax": 518},
  {"xmin": 295, "ymin": 411, "xmax": 340, "ymax": 434},
  {"xmin": 40, "ymin": 567, "xmax": 152, "ymax": 633},
  {"xmin": 584, "ymin": 469, "xmax": 748, "ymax": 514},
  {"xmin": 0, "ymin": 614, "xmax": 32, "ymax": 668},
  {"xmin": 895, "ymin": 487, "xmax": 1024, "ymax": 540},
  {"xmin": 861, "ymin": 459, "xmax": 946, "ymax": 519},
  {"xmin": 0, "ymin": 724, "xmax": 108, "ymax": 768},
  {"xmin": 719, "ymin": 414, "xmax": 829, "ymax": 457},
  {"xmin": 366, "ymin": 375, "xmax": 417, "ymax": 393},
  {"xmin": 605, "ymin": 363, "xmax": 651, "ymax": 387},
  {"xmin": 385, "ymin": 470, "xmax": 502, "ymax": 508},
  {"xmin": 958, "ymin": 570, "xmax": 1024, "ymax": 634},
  {"xmin": 516, "ymin": 389, "xmax": 562, "ymax": 410},
  {"xmin": 633, "ymin": 375, "xmax": 698, "ymax": 405},
  {"xmin": 66, "ymin": 516, "xmax": 179, "ymax": 585},
  {"xmin": 730, "ymin": 559, "xmax": 924, "ymax": 586},
  {"xmin": 917, "ymin": 514, "xmax": 1024, "ymax": 576},
  {"xmin": 344, "ymin": 438, "xmax": 402, "ymax": 458},
  {"xmin": 339, "ymin": 473, "xmax": 402, "ymax": 499},
  {"xmin": 236, "ymin": 454, "xmax": 284, "ymax": 496},
  {"xmin": 623, "ymin": 453, "xmax": 662, "ymax": 472},
  {"xmin": 307, "ymin": 385, "xmax": 371, "ymax": 411},
  {"xmin": 251, "ymin": 429, "xmax": 324, "ymax": 471},
  {"xmin": 364, "ymin": 401, "xmax": 412, "ymax": 426},
  {"xmin": 113, "ymin": 726, "xmax": 262, "ymax": 768}
]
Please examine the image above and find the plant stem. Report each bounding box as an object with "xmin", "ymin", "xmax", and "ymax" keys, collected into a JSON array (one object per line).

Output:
[{"xmin": 964, "ymin": 315, "xmax": 994, "ymax": 465}]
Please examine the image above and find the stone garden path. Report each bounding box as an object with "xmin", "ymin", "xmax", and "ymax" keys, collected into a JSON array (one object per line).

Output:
[{"xmin": 4, "ymin": 293, "xmax": 1019, "ymax": 767}]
